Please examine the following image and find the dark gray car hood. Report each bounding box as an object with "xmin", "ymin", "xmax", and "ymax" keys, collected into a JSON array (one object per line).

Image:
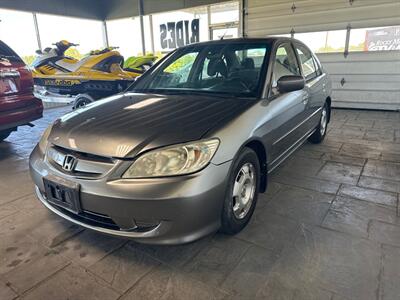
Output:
[{"xmin": 49, "ymin": 92, "xmax": 255, "ymax": 158}]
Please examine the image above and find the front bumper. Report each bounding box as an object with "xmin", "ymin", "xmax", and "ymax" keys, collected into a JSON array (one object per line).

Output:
[{"xmin": 29, "ymin": 145, "xmax": 231, "ymax": 245}]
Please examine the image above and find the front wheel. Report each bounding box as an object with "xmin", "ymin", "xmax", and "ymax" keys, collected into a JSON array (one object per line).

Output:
[
  {"xmin": 220, "ymin": 147, "xmax": 260, "ymax": 235},
  {"xmin": 308, "ymin": 104, "xmax": 328, "ymax": 144}
]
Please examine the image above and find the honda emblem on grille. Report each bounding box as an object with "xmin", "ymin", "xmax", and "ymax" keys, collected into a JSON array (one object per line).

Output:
[{"xmin": 62, "ymin": 155, "xmax": 77, "ymax": 172}]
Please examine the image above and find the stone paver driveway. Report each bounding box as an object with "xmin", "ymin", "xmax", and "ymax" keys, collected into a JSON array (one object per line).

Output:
[{"xmin": 0, "ymin": 106, "xmax": 399, "ymax": 300}]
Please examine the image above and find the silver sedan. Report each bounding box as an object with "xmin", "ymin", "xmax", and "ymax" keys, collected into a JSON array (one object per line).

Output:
[{"xmin": 29, "ymin": 38, "xmax": 331, "ymax": 244}]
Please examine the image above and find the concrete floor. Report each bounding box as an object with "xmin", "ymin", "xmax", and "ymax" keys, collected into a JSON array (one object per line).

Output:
[{"xmin": 0, "ymin": 106, "xmax": 399, "ymax": 300}]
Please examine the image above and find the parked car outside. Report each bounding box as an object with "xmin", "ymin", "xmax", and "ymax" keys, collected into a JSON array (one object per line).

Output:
[
  {"xmin": 29, "ymin": 38, "xmax": 331, "ymax": 245},
  {"xmin": 0, "ymin": 40, "xmax": 43, "ymax": 141}
]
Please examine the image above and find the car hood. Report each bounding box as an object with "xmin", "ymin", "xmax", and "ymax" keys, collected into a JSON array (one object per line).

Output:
[{"xmin": 49, "ymin": 92, "xmax": 255, "ymax": 158}]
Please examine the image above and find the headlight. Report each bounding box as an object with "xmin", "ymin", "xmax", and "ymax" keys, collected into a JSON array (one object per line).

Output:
[
  {"xmin": 122, "ymin": 139, "xmax": 220, "ymax": 178},
  {"xmin": 38, "ymin": 124, "xmax": 53, "ymax": 153}
]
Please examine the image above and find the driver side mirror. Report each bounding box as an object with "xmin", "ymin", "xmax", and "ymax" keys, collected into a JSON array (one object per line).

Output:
[{"xmin": 277, "ymin": 75, "xmax": 305, "ymax": 93}]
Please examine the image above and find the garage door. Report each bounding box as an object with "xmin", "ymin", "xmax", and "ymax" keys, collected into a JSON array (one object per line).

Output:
[
  {"xmin": 245, "ymin": 0, "xmax": 400, "ymax": 110},
  {"xmin": 318, "ymin": 51, "xmax": 400, "ymax": 110}
]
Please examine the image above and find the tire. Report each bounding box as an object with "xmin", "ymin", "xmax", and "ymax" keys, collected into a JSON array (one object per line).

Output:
[
  {"xmin": 308, "ymin": 103, "xmax": 329, "ymax": 144},
  {"xmin": 220, "ymin": 147, "xmax": 260, "ymax": 235},
  {"xmin": 72, "ymin": 94, "xmax": 94, "ymax": 110},
  {"xmin": 0, "ymin": 130, "xmax": 12, "ymax": 142}
]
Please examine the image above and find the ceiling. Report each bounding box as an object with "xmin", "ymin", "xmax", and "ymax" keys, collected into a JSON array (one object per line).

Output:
[{"xmin": 0, "ymin": 0, "xmax": 232, "ymax": 20}]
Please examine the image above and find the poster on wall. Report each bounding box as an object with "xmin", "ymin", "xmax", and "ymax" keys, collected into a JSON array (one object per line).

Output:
[
  {"xmin": 160, "ymin": 19, "xmax": 200, "ymax": 50},
  {"xmin": 365, "ymin": 26, "xmax": 400, "ymax": 51}
]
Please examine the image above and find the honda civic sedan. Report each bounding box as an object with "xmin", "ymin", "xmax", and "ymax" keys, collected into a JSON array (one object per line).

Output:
[{"xmin": 29, "ymin": 38, "xmax": 331, "ymax": 245}]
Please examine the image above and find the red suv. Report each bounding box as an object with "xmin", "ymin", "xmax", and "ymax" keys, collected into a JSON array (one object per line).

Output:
[{"xmin": 0, "ymin": 41, "xmax": 43, "ymax": 141}]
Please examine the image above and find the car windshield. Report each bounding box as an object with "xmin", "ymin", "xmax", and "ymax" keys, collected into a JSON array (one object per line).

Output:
[{"xmin": 131, "ymin": 42, "xmax": 271, "ymax": 97}]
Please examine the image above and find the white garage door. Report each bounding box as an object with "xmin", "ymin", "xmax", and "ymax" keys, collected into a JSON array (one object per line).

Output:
[
  {"xmin": 246, "ymin": 0, "xmax": 400, "ymax": 36},
  {"xmin": 245, "ymin": 0, "xmax": 400, "ymax": 110},
  {"xmin": 318, "ymin": 51, "xmax": 400, "ymax": 110}
]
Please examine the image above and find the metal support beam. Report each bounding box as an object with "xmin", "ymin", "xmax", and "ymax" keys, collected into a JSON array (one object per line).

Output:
[
  {"xmin": 102, "ymin": 21, "xmax": 109, "ymax": 48},
  {"xmin": 207, "ymin": 5, "xmax": 212, "ymax": 40},
  {"xmin": 32, "ymin": 13, "xmax": 42, "ymax": 51},
  {"xmin": 149, "ymin": 14, "xmax": 155, "ymax": 54},
  {"xmin": 138, "ymin": 0, "xmax": 146, "ymax": 55},
  {"xmin": 344, "ymin": 24, "xmax": 351, "ymax": 58},
  {"xmin": 241, "ymin": 0, "xmax": 248, "ymax": 37},
  {"xmin": 239, "ymin": 0, "xmax": 243, "ymax": 37}
]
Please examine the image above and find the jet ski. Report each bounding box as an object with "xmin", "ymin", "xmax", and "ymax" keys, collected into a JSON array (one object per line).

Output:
[
  {"xmin": 123, "ymin": 54, "xmax": 158, "ymax": 74},
  {"xmin": 31, "ymin": 41, "xmax": 144, "ymax": 108}
]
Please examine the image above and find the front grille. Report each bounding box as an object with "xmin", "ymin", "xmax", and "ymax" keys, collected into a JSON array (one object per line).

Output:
[
  {"xmin": 53, "ymin": 145, "xmax": 113, "ymax": 164},
  {"xmin": 79, "ymin": 210, "xmax": 120, "ymax": 230},
  {"xmin": 39, "ymin": 188, "xmax": 159, "ymax": 233},
  {"xmin": 49, "ymin": 202, "xmax": 158, "ymax": 233},
  {"xmin": 47, "ymin": 145, "xmax": 115, "ymax": 178},
  {"xmin": 51, "ymin": 204, "xmax": 120, "ymax": 230}
]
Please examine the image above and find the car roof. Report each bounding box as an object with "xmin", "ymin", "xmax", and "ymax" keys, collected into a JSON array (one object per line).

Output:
[
  {"xmin": 182, "ymin": 37, "xmax": 275, "ymax": 47},
  {"xmin": 178, "ymin": 37, "xmax": 308, "ymax": 50}
]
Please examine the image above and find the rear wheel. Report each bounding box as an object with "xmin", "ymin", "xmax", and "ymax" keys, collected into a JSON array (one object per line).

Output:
[
  {"xmin": 0, "ymin": 130, "xmax": 12, "ymax": 142},
  {"xmin": 220, "ymin": 147, "xmax": 260, "ymax": 235},
  {"xmin": 308, "ymin": 103, "xmax": 328, "ymax": 144},
  {"xmin": 73, "ymin": 94, "xmax": 94, "ymax": 110}
]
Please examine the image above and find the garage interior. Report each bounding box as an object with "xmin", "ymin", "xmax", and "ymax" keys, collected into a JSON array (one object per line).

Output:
[{"xmin": 1, "ymin": 1, "xmax": 400, "ymax": 299}]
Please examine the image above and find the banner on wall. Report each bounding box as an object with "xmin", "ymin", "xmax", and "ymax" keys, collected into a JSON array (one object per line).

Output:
[
  {"xmin": 365, "ymin": 26, "xmax": 400, "ymax": 51},
  {"xmin": 160, "ymin": 19, "xmax": 200, "ymax": 50}
]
